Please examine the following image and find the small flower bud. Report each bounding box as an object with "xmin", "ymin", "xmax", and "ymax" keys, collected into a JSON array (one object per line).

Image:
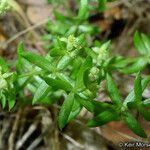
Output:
[
  {"xmin": 0, "ymin": 0, "xmax": 10, "ymax": 14},
  {"xmin": 92, "ymin": 41, "xmax": 110, "ymax": 66},
  {"xmin": 67, "ymin": 35, "xmax": 78, "ymax": 51},
  {"xmin": 89, "ymin": 67, "xmax": 99, "ymax": 81},
  {"xmin": 0, "ymin": 78, "xmax": 7, "ymax": 89}
]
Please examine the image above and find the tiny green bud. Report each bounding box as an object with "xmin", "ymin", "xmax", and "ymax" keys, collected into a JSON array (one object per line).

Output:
[
  {"xmin": 67, "ymin": 35, "xmax": 78, "ymax": 51},
  {"xmin": 97, "ymin": 41, "xmax": 110, "ymax": 60},
  {"xmin": 82, "ymin": 89, "xmax": 92, "ymax": 97},
  {"xmin": 93, "ymin": 41, "xmax": 110, "ymax": 66},
  {"xmin": 0, "ymin": 77, "xmax": 7, "ymax": 89},
  {"xmin": 2, "ymin": 72, "xmax": 13, "ymax": 78},
  {"xmin": 89, "ymin": 67, "xmax": 99, "ymax": 81},
  {"xmin": 0, "ymin": 0, "xmax": 10, "ymax": 14},
  {"xmin": 69, "ymin": 51, "xmax": 77, "ymax": 58}
]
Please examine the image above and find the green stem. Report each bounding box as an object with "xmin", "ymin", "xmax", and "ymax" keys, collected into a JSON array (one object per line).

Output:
[{"xmin": 18, "ymin": 71, "xmax": 44, "ymax": 78}]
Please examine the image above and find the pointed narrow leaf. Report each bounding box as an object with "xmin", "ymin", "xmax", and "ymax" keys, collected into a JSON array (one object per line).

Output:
[
  {"xmin": 123, "ymin": 76, "xmax": 150, "ymax": 106},
  {"xmin": 139, "ymin": 106, "xmax": 150, "ymax": 121},
  {"xmin": 57, "ymin": 55, "xmax": 71, "ymax": 70},
  {"xmin": 1, "ymin": 93, "xmax": 6, "ymax": 109},
  {"xmin": 76, "ymin": 95, "xmax": 94, "ymax": 112},
  {"xmin": 99, "ymin": 0, "xmax": 107, "ymax": 11},
  {"xmin": 106, "ymin": 73, "xmax": 122, "ymax": 106},
  {"xmin": 43, "ymin": 77, "xmax": 73, "ymax": 92},
  {"xmin": 33, "ymin": 81, "xmax": 51, "ymax": 104},
  {"xmin": 92, "ymin": 100, "xmax": 113, "ymax": 115},
  {"xmin": 17, "ymin": 42, "xmax": 25, "ymax": 55},
  {"xmin": 58, "ymin": 93, "xmax": 74, "ymax": 129},
  {"xmin": 76, "ymin": 94, "xmax": 112, "ymax": 115},
  {"xmin": 77, "ymin": 0, "xmax": 89, "ymax": 20},
  {"xmin": 76, "ymin": 56, "xmax": 92, "ymax": 89},
  {"xmin": 54, "ymin": 11, "xmax": 69, "ymax": 21},
  {"xmin": 121, "ymin": 58, "xmax": 147, "ymax": 74},
  {"xmin": 85, "ymin": 48, "xmax": 97, "ymax": 59},
  {"xmin": 87, "ymin": 109, "xmax": 119, "ymax": 127},
  {"xmin": 134, "ymin": 31, "xmax": 147, "ymax": 55},
  {"xmin": 141, "ymin": 33, "xmax": 150, "ymax": 54},
  {"xmin": 16, "ymin": 42, "xmax": 25, "ymax": 72},
  {"xmin": 134, "ymin": 73, "xmax": 142, "ymax": 103},
  {"xmin": 122, "ymin": 112, "xmax": 147, "ymax": 138},
  {"xmin": 8, "ymin": 99, "xmax": 16, "ymax": 111},
  {"xmin": 0, "ymin": 57, "xmax": 8, "ymax": 72},
  {"xmin": 20, "ymin": 52, "xmax": 54, "ymax": 72},
  {"xmin": 68, "ymin": 100, "xmax": 82, "ymax": 122},
  {"xmin": 143, "ymin": 98, "xmax": 150, "ymax": 107},
  {"xmin": 50, "ymin": 48, "xmax": 65, "ymax": 57}
]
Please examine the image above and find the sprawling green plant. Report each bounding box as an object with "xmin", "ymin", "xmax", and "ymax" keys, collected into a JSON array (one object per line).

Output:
[{"xmin": 0, "ymin": 0, "xmax": 150, "ymax": 139}]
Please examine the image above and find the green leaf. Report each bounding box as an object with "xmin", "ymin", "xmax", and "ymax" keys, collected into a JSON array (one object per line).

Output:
[
  {"xmin": 120, "ymin": 58, "xmax": 147, "ymax": 74},
  {"xmin": 54, "ymin": 11, "xmax": 69, "ymax": 21},
  {"xmin": 123, "ymin": 76, "xmax": 150, "ymax": 106},
  {"xmin": 58, "ymin": 92, "xmax": 74, "ymax": 129},
  {"xmin": 92, "ymin": 100, "xmax": 113, "ymax": 115},
  {"xmin": 57, "ymin": 55, "xmax": 71, "ymax": 70},
  {"xmin": 141, "ymin": 33, "xmax": 150, "ymax": 52},
  {"xmin": 77, "ymin": 0, "xmax": 89, "ymax": 20},
  {"xmin": 18, "ymin": 77, "xmax": 32, "ymax": 90},
  {"xmin": 76, "ymin": 57, "xmax": 92, "ymax": 89},
  {"xmin": 70, "ymin": 57, "xmax": 82, "ymax": 79},
  {"xmin": 50, "ymin": 48, "xmax": 65, "ymax": 57},
  {"xmin": 112, "ymin": 57, "xmax": 138, "ymax": 70},
  {"xmin": 134, "ymin": 31, "xmax": 150, "ymax": 55},
  {"xmin": 122, "ymin": 112, "xmax": 147, "ymax": 138},
  {"xmin": 76, "ymin": 95, "xmax": 94, "ymax": 112},
  {"xmin": 68, "ymin": 100, "xmax": 82, "ymax": 122},
  {"xmin": 85, "ymin": 48, "xmax": 97, "ymax": 59},
  {"xmin": 143, "ymin": 98, "xmax": 150, "ymax": 107},
  {"xmin": 0, "ymin": 92, "xmax": 6, "ymax": 109},
  {"xmin": 134, "ymin": 73, "xmax": 142, "ymax": 103},
  {"xmin": 16, "ymin": 42, "xmax": 25, "ymax": 72},
  {"xmin": 20, "ymin": 51, "xmax": 54, "ymax": 72},
  {"xmin": 8, "ymin": 98, "xmax": 16, "ymax": 111},
  {"xmin": 76, "ymin": 94, "xmax": 112, "ymax": 115},
  {"xmin": 17, "ymin": 42, "xmax": 25, "ymax": 55},
  {"xmin": 33, "ymin": 81, "xmax": 51, "ymax": 104},
  {"xmin": 87, "ymin": 109, "xmax": 119, "ymax": 127},
  {"xmin": 98, "ymin": 0, "xmax": 107, "ymax": 11},
  {"xmin": 139, "ymin": 106, "xmax": 150, "ymax": 121},
  {"xmin": 0, "ymin": 57, "xmax": 8, "ymax": 72},
  {"xmin": 7, "ymin": 91, "xmax": 16, "ymax": 111},
  {"xmin": 43, "ymin": 76, "xmax": 73, "ymax": 92},
  {"xmin": 106, "ymin": 73, "xmax": 122, "ymax": 106}
]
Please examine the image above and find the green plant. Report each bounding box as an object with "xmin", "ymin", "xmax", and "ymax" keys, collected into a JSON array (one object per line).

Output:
[
  {"xmin": 0, "ymin": 0, "xmax": 150, "ymax": 139},
  {"xmin": 0, "ymin": 0, "xmax": 10, "ymax": 14}
]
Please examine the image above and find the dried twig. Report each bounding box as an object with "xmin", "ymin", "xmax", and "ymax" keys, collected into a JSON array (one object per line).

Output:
[
  {"xmin": 0, "ymin": 19, "xmax": 48, "ymax": 49},
  {"xmin": 8, "ymin": 108, "xmax": 23, "ymax": 150},
  {"xmin": 16, "ymin": 120, "xmax": 39, "ymax": 150},
  {"xmin": 26, "ymin": 135, "xmax": 43, "ymax": 150},
  {"xmin": 60, "ymin": 132, "xmax": 84, "ymax": 149}
]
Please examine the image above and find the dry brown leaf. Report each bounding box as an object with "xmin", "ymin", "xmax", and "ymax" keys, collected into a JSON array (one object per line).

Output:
[
  {"xmin": 0, "ymin": 32, "xmax": 6, "ymax": 55},
  {"xmin": 18, "ymin": 0, "xmax": 47, "ymax": 6},
  {"xmin": 101, "ymin": 119, "xmax": 150, "ymax": 146},
  {"xmin": 27, "ymin": 6, "xmax": 53, "ymax": 24},
  {"xmin": 104, "ymin": 7, "xmax": 121, "ymax": 20}
]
